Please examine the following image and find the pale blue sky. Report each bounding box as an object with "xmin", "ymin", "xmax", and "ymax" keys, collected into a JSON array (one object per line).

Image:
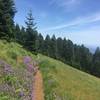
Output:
[{"xmin": 14, "ymin": 0, "xmax": 100, "ymax": 48}]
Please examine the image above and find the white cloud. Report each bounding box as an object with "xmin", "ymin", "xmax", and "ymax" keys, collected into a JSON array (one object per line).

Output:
[
  {"xmin": 39, "ymin": 12, "xmax": 100, "ymax": 47},
  {"xmin": 40, "ymin": 12, "xmax": 100, "ymax": 31},
  {"xmin": 67, "ymin": 26, "xmax": 100, "ymax": 46},
  {"xmin": 50, "ymin": 0, "xmax": 81, "ymax": 10}
]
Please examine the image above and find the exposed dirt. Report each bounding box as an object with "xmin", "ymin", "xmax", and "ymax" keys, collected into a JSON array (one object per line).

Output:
[{"xmin": 32, "ymin": 70, "xmax": 44, "ymax": 100}]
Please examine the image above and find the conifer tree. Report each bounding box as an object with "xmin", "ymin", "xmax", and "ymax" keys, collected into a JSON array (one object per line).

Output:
[
  {"xmin": 44, "ymin": 35, "xmax": 51, "ymax": 55},
  {"xmin": 92, "ymin": 47, "xmax": 100, "ymax": 77},
  {"xmin": 50, "ymin": 35, "xmax": 57, "ymax": 58},
  {"xmin": 15, "ymin": 24, "xmax": 21, "ymax": 42},
  {"xmin": 25, "ymin": 10, "xmax": 38, "ymax": 52},
  {"xmin": 0, "ymin": 0, "xmax": 16, "ymax": 40},
  {"xmin": 35, "ymin": 33, "xmax": 44, "ymax": 53}
]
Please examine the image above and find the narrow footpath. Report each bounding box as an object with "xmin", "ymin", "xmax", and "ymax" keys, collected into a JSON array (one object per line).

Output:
[{"xmin": 32, "ymin": 70, "xmax": 44, "ymax": 100}]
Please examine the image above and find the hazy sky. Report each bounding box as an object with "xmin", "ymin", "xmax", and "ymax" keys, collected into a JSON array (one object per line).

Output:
[{"xmin": 14, "ymin": 0, "xmax": 100, "ymax": 47}]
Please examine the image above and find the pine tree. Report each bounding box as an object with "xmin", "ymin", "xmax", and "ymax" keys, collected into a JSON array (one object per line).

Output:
[
  {"xmin": 50, "ymin": 35, "xmax": 56, "ymax": 58},
  {"xmin": 15, "ymin": 24, "xmax": 21, "ymax": 42},
  {"xmin": 72, "ymin": 44, "xmax": 81, "ymax": 68},
  {"xmin": 62, "ymin": 39, "xmax": 73, "ymax": 64},
  {"xmin": 20, "ymin": 26, "xmax": 26, "ymax": 45},
  {"xmin": 56, "ymin": 37, "xmax": 63, "ymax": 60},
  {"xmin": 25, "ymin": 10, "xmax": 38, "ymax": 52},
  {"xmin": 35, "ymin": 33, "xmax": 44, "ymax": 53},
  {"xmin": 92, "ymin": 47, "xmax": 100, "ymax": 77},
  {"xmin": 15, "ymin": 25, "xmax": 26, "ymax": 45},
  {"xmin": 79, "ymin": 45, "xmax": 90, "ymax": 71},
  {"xmin": 44, "ymin": 35, "xmax": 51, "ymax": 56},
  {"xmin": 0, "ymin": 0, "xmax": 16, "ymax": 40}
]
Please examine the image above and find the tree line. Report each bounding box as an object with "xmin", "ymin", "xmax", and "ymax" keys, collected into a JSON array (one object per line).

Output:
[{"xmin": 0, "ymin": 0, "xmax": 100, "ymax": 77}]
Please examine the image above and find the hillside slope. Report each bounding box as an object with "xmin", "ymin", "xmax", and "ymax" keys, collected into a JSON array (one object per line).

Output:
[
  {"xmin": 39, "ymin": 55, "xmax": 100, "ymax": 100},
  {"xmin": 0, "ymin": 40, "xmax": 37, "ymax": 100},
  {"xmin": 0, "ymin": 40, "xmax": 100, "ymax": 100}
]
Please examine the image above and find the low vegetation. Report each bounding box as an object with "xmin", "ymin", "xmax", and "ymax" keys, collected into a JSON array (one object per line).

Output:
[
  {"xmin": 0, "ymin": 40, "xmax": 36, "ymax": 100},
  {"xmin": 39, "ymin": 55, "xmax": 100, "ymax": 100},
  {"xmin": 0, "ymin": 40, "xmax": 100, "ymax": 100}
]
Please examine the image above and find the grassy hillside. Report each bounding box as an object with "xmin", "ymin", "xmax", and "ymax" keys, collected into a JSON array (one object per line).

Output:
[
  {"xmin": 0, "ymin": 40, "xmax": 37, "ymax": 100},
  {"xmin": 0, "ymin": 40, "xmax": 100, "ymax": 100},
  {"xmin": 39, "ymin": 55, "xmax": 100, "ymax": 100}
]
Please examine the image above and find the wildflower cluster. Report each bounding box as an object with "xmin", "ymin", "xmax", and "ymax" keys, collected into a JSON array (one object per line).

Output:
[
  {"xmin": 0, "ymin": 60, "xmax": 13, "ymax": 74},
  {"xmin": 0, "ymin": 57, "xmax": 37, "ymax": 99},
  {"xmin": 23, "ymin": 56, "xmax": 34, "ymax": 73},
  {"xmin": 24, "ymin": 56, "xmax": 32, "ymax": 64}
]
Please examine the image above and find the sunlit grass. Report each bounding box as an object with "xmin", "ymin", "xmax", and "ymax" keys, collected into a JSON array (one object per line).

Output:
[
  {"xmin": 38, "ymin": 54, "xmax": 100, "ymax": 100},
  {"xmin": 0, "ymin": 40, "xmax": 100, "ymax": 100}
]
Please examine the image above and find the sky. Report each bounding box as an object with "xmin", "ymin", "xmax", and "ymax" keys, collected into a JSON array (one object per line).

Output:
[{"xmin": 14, "ymin": 0, "xmax": 100, "ymax": 49}]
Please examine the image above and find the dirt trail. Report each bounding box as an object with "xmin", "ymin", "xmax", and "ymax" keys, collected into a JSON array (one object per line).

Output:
[{"xmin": 32, "ymin": 70, "xmax": 44, "ymax": 100}]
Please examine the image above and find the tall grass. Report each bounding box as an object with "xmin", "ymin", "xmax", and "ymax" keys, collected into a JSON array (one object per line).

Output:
[{"xmin": 38, "ymin": 54, "xmax": 100, "ymax": 100}]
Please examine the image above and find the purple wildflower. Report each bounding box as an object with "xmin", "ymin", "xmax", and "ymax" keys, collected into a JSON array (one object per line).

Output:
[
  {"xmin": 27, "ymin": 64, "xmax": 33, "ymax": 73},
  {"xmin": 24, "ymin": 56, "xmax": 32, "ymax": 64},
  {"xmin": 0, "ymin": 60, "xmax": 5, "ymax": 65},
  {"xmin": 4, "ymin": 64, "xmax": 13, "ymax": 74},
  {"xmin": 19, "ymin": 91, "xmax": 24, "ymax": 97}
]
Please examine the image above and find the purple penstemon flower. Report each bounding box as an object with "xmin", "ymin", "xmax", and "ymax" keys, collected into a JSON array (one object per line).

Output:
[
  {"xmin": 27, "ymin": 63, "xmax": 34, "ymax": 73},
  {"xmin": 0, "ymin": 60, "xmax": 5, "ymax": 65},
  {"xmin": 19, "ymin": 90, "xmax": 24, "ymax": 97},
  {"xmin": 4, "ymin": 64, "xmax": 13, "ymax": 74},
  {"xmin": 24, "ymin": 56, "xmax": 32, "ymax": 64}
]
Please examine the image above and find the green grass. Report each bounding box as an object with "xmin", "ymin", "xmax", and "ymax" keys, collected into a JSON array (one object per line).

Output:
[
  {"xmin": 39, "ymin": 55, "xmax": 100, "ymax": 100},
  {"xmin": 0, "ymin": 40, "xmax": 37, "ymax": 100},
  {"xmin": 0, "ymin": 40, "xmax": 100, "ymax": 100},
  {"xmin": 0, "ymin": 40, "xmax": 36, "ymax": 65}
]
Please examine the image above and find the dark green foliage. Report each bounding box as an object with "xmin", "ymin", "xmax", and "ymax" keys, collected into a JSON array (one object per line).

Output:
[
  {"xmin": 15, "ymin": 24, "xmax": 21, "ymax": 42},
  {"xmin": 56, "ymin": 37, "xmax": 63, "ymax": 60},
  {"xmin": 91, "ymin": 47, "xmax": 100, "ymax": 77},
  {"xmin": 62, "ymin": 39, "xmax": 74, "ymax": 64},
  {"xmin": 15, "ymin": 24, "xmax": 26, "ymax": 45},
  {"xmin": 35, "ymin": 33, "xmax": 44, "ymax": 53},
  {"xmin": 43, "ymin": 35, "xmax": 51, "ymax": 55},
  {"xmin": 50, "ymin": 35, "xmax": 57, "ymax": 58},
  {"xmin": 44, "ymin": 35, "xmax": 57, "ymax": 58},
  {"xmin": 79, "ymin": 45, "xmax": 92, "ymax": 71},
  {"xmin": 24, "ymin": 10, "xmax": 38, "ymax": 52},
  {"xmin": 0, "ymin": 0, "xmax": 16, "ymax": 41}
]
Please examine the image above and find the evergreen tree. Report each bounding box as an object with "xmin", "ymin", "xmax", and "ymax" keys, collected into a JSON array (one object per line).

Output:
[
  {"xmin": 73, "ymin": 44, "xmax": 81, "ymax": 68},
  {"xmin": 25, "ymin": 10, "xmax": 38, "ymax": 52},
  {"xmin": 0, "ymin": 0, "xmax": 16, "ymax": 40},
  {"xmin": 79, "ymin": 45, "xmax": 92, "ymax": 71},
  {"xmin": 15, "ymin": 24, "xmax": 21, "ymax": 42},
  {"xmin": 35, "ymin": 33, "xmax": 44, "ymax": 53},
  {"xmin": 63, "ymin": 39, "xmax": 73, "ymax": 64},
  {"xmin": 56, "ymin": 37, "xmax": 63, "ymax": 60},
  {"xmin": 20, "ymin": 26, "xmax": 26, "ymax": 45},
  {"xmin": 44, "ymin": 35, "xmax": 51, "ymax": 56},
  {"xmin": 49, "ymin": 35, "xmax": 56, "ymax": 58},
  {"xmin": 92, "ymin": 47, "xmax": 100, "ymax": 77}
]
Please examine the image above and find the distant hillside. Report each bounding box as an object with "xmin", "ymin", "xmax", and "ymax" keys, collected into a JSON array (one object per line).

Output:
[{"xmin": 0, "ymin": 40, "xmax": 100, "ymax": 100}]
